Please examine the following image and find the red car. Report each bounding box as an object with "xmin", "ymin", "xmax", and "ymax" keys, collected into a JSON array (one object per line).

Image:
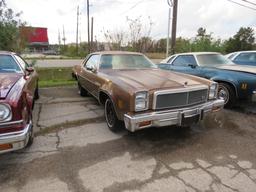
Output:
[{"xmin": 0, "ymin": 51, "xmax": 39, "ymax": 154}]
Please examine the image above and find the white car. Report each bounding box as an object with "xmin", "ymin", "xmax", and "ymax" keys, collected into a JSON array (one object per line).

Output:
[{"xmin": 226, "ymin": 51, "xmax": 256, "ymax": 66}]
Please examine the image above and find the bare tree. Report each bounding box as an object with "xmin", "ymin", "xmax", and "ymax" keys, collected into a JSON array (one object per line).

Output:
[{"xmin": 102, "ymin": 28, "xmax": 126, "ymax": 50}]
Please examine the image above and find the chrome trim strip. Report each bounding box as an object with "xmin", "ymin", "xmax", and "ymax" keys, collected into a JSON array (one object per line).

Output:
[
  {"xmin": 153, "ymin": 85, "xmax": 209, "ymax": 110},
  {"xmin": 0, "ymin": 120, "xmax": 23, "ymax": 128}
]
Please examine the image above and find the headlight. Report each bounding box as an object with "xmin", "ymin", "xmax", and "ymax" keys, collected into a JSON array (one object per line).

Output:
[
  {"xmin": 0, "ymin": 104, "xmax": 12, "ymax": 121},
  {"xmin": 209, "ymin": 83, "xmax": 218, "ymax": 99},
  {"xmin": 135, "ymin": 91, "xmax": 148, "ymax": 111}
]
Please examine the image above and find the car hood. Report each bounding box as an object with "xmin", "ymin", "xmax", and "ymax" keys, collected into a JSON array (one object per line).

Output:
[
  {"xmin": 103, "ymin": 68, "xmax": 207, "ymax": 91},
  {"xmin": 217, "ymin": 64, "xmax": 256, "ymax": 75},
  {"xmin": 0, "ymin": 73, "xmax": 22, "ymax": 99}
]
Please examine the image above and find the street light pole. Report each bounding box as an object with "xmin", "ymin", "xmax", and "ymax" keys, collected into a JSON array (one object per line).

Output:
[{"xmin": 166, "ymin": 0, "xmax": 173, "ymax": 58}]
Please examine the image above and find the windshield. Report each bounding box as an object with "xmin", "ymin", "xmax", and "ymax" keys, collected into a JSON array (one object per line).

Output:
[
  {"xmin": 0, "ymin": 55, "xmax": 22, "ymax": 73},
  {"xmin": 196, "ymin": 54, "xmax": 233, "ymax": 66},
  {"xmin": 99, "ymin": 54, "xmax": 157, "ymax": 70}
]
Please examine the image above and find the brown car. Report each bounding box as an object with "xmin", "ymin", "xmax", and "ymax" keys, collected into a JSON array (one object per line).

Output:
[{"xmin": 73, "ymin": 51, "xmax": 224, "ymax": 132}]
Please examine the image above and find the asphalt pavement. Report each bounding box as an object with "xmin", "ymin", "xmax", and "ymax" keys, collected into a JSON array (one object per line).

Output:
[{"xmin": 0, "ymin": 87, "xmax": 256, "ymax": 192}]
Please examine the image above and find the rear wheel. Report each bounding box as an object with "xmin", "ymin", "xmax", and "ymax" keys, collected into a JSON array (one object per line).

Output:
[
  {"xmin": 218, "ymin": 83, "xmax": 236, "ymax": 108},
  {"xmin": 104, "ymin": 98, "xmax": 123, "ymax": 132},
  {"xmin": 78, "ymin": 82, "xmax": 87, "ymax": 97}
]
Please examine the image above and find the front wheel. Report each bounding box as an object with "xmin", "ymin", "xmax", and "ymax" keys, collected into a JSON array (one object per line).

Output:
[
  {"xmin": 26, "ymin": 118, "xmax": 34, "ymax": 147},
  {"xmin": 104, "ymin": 98, "xmax": 123, "ymax": 132},
  {"xmin": 34, "ymin": 83, "xmax": 39, "ymax": 100},
  {"xmin": 218, "ymin": 83, "xmax": 235, "ymax": 108},
  {"xmin": 78, "ymin": 82, "xmax": 87, "ymax": 97}
]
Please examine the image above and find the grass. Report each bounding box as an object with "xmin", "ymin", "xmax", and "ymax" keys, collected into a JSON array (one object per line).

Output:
[
  {"xmin": 146, "ymin": 52, "xmax": 166, "ymax": 59},
  {"xmin": 37, "ymin": 67, "xmax": 76, "ymax": 88}
]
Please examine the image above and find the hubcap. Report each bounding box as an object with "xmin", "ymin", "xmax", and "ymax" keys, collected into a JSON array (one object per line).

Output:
[
  {"xmin": 218, "ymin": 86, "xmax": 229, "ymax": 104},
  {"xmin": 105, "ymin": 100, "xmax": 115, "ymax": 127}
]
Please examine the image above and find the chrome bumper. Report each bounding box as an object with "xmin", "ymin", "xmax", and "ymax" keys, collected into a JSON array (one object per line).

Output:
[
  {"xmin": 0, "ymin": 121, "xmax": 32, "ymax": 154},
  {"xmin": 124, "ymin": 99, "xmax": 224, "ymax": 132},
  {"xmin": 252, "ymin": 91, "xmax": 256, "ymax": 102}
]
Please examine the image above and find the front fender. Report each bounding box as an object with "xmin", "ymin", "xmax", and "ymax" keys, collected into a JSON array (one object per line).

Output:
[
  {"xmin": 210, "ymin": 76, "xmax": 238, "ymax": 97},
  {"xmin": 99, "ymin": 83, "xmax": 132, "ymax": 121}
]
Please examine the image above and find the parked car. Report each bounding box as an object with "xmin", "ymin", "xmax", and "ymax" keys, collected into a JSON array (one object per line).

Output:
[
  {"xmin": 159, "ymin": 52, "xmax": 256, "ymax": 107},
  {"xmin": 226, "ymin": 51, "xmax": 256, "ymax": 66},
  {"xmin": 0, "ymin": 51, "xmax": 39, "ymax": 154},
  {"xmin": 73, "ymin": 51, "xmax": 224, "ymax": 132}
]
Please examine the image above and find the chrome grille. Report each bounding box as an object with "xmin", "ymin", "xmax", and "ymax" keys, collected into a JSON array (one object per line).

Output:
[{"xmin": 154, "ymin": 86, "xmax": 208, "ymax": 110}]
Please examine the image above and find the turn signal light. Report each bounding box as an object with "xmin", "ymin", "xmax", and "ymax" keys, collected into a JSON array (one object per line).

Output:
[
  {"xmin": 139, "ymin": 121, "xmax": 151, "ymax": 127},
  {"xmin": 212, "ymin": 106, "xmax": 221, "ymax": 112},
  {"xmin": 0, "ymin": 143, "xmax": 12, "ymax": 151}
]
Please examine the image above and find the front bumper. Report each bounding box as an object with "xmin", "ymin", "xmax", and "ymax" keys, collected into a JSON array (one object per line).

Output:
[
  {"xmin": 124, "ymin": 99, "xmax": 224, "ymax": 132},
  {"xmin": 252, "ymin": 91, "xmax": 256, "ymax": 102},
  {"xmin": 0, "ymin": 121, "xmax": 32, "ymax": 154}
]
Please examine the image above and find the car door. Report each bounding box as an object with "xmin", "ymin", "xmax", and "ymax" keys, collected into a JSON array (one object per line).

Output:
[
  {"xmin": 79, "ymin": 54, "xmax": 100, "ymax": 97},
  {"xmin": 169, "ymin": 55, "xmax": 202, "ymax": 76},
  {"xmin": 14, "ymin": 55, "xmax": 38, "ymax": 96}
]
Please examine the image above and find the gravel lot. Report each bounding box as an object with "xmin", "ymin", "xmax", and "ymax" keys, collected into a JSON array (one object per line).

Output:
[{"xmin": 0, "ymin": 87, "xmax": 256, "ymax": 192}]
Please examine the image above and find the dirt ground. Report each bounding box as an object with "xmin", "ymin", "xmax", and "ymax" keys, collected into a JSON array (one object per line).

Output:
[{"xmin": 0, "ymin": 87, "xmax": 256, "ymax": 192}]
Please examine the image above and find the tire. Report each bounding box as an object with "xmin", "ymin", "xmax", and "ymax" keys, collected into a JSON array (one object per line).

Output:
[
  {"xmin": 26, "ymin": 118, "xmax": 34, "ymax": 147},
  {"xmin": 78, "ymin": 82, "xmax": 87, "ymax": 97},
  {"xmin": 34, "ymin": 83, "xmax": 39, "ymax": 100},
  {"xmin": 104, "ymin": 98, "xmax": 123, "ymax": 132},
  {"xmin": 218, "ymin": 83, "xmax": 236, "ymax": 108}
]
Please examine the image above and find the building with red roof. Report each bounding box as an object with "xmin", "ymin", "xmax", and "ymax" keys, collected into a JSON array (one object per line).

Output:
[{"xmin": 20, "ymin": 27, "xmax": 49, "ymax": 52}]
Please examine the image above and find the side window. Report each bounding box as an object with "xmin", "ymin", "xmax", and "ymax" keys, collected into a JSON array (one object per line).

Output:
[
  {"xmin": 167, "ymin": 56, "xmax": 175, "ymax": 63},
  {"xmin": 235, "ymin": 53, "xmax": 256, "ymax": 62},
  {"xmin": 84, "ymin": 54, "xmax": 100, "ymax": 69},
  {"xmin": 227, "ymin": 53, "xmax": 236, "ymax": 59},
  {"xmin": 14, "ymin": 55, "xmax": 28, "ymax": 70},
  {"xmin": 172, "ymin": 55, "xmax": 197, "ymax": 66}
]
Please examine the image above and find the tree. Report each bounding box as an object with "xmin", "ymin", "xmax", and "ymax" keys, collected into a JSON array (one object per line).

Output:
[
  {"xmin": 103, "ymin": 28, "xmax": 126, "ymax": 50},
  {"xmin": 224, "ymin": 27, "xmax": 255, "ymax": 53},
  {"xmin": 190, "ymin": 27, "xmax": 224, "ymax": 52},
  {"xmin": 0, "ymin": 0, "xmax": 25, "ymax": 52}
]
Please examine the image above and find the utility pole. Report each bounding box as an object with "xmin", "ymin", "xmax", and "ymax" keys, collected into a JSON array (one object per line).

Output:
[
  {"xmin": 76, "ymin": 6, "xmax": 79, "ymax": 54},
  {"xmin": 166, "ymin": 0, "xmax": 173, "ymax": 57},
  {"xmin": 58, "ymin": 29, "xmax": 61, "ymax": 45},
  {"xmin": 91, "ymin": 17, "xmax": 94, "ymax": 52},
  {"xmin": 87, "ymin": 0, "xmax": 90, "ymax": 53},
  {"xmin": 171, "ymin": 0, "xmax": 178, "ymax": 54},
  {"xmin": 62, "ymin": 25, "xmax": 66, "ymax": 47}
]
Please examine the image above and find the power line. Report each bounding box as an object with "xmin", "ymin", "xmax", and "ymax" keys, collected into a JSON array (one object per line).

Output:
[
  {"xmin": 240, "ymin": 0, "xmax": 256, "ymax": 6},
  {"xmin": 119, "ymin": 0, "xmax": 145, "ymax": 16},
  {"xmin": 227, "ymin": 0, "xmax": 256, "ymax": 11}
]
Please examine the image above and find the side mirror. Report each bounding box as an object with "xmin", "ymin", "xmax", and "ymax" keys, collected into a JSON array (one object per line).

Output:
[
  {"xmin": 188, "ymin": 64, "xmax": 196, "ymax": 69},
  {"xmin": 86, "ymin": 66, "xmax": 97, "ymax": 73},
  {"xmin": 26, "ymin": 67, "xmax": 34, "ymax": 73}
]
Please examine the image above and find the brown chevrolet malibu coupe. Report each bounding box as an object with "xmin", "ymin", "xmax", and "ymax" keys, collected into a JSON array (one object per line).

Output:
[{"xmin": 73, "ymin": 51, "xmax": 224, "ymax": 132}]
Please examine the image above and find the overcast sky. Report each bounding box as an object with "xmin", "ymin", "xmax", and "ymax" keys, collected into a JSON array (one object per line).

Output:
[{"xmin": 7, "ymin": 0, "xmax": 256, "ymax": 44}]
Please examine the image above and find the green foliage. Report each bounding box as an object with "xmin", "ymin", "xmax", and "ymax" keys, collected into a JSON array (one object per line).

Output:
[
  {"xmin": 0, "ymin": 0, "xmax": 24, "ymax": 52},
  {"xmin": 224, "ymin": 27, "xmax": 255, "ymax": 53},
  {"xmin": 60, "ymin": 43, "xmax": 89, "ymax": 58},
  {"xmin": 190, "ymin": 28, "xmax": 224, "ymax": 52},
  {"xmin": 36, "ymin": 67, "xmax": 76, "ymax": 87}
]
